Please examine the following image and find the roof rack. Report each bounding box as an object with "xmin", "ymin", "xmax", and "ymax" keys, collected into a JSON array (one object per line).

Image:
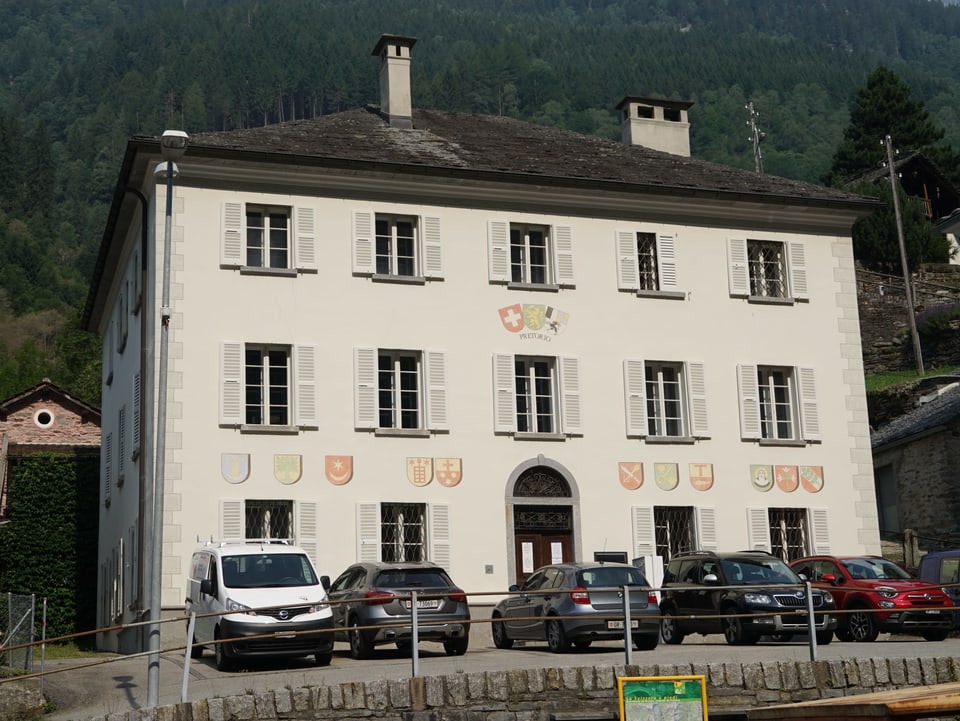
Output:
[{"xmin": 200, "ymin": 537, "xmax": 295, "ymax": 548}]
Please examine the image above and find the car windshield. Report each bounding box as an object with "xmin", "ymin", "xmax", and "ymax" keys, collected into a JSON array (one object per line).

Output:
[
  {"xmin": 721, "ymin": 557, "xmax": 800, "ymax": 585},
  {"xmin": 375, "ymin": 569, "xmax": 452, "ymax": 588},
  {"xmin": 222, "ymin": 553, "xmax": 318, "ymax": 588},
  {"xmin": 577, "ymin": 567, "xmax": 649, "ymax": 588},
  {"xmin": 841, "ymin": 557, "xmax": 912, "ymax": 580}
]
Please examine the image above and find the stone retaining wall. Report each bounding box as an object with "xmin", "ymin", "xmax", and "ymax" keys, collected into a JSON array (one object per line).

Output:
[{"xmin": 81, "ymin": 656, "xmax": 960, "ymax": 721}]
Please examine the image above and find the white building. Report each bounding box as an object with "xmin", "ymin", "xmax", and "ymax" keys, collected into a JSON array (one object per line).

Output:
[{"xmin": 83, "ymin": 34, "xmax": 880, "ymax": 652}]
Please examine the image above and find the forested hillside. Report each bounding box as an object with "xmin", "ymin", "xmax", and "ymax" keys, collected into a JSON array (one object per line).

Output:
[{"xmin": 4, "ymin": 0, "xmax": 960, "ymax": 403}]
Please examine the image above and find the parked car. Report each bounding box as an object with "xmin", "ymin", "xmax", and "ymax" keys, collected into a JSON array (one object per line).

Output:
[
  {"xmin": 184, "ymin": 540, "xmax": 334, "ymax": 671},
  {"xmin": 790, "ymin": 555, "xmax": 954, "ymax": 642},
  {"xmin": 325, "ymin": 562, "xmax": 470, "ymax": 659},
  {"xmin": 490, "ymin": 562, "xmax": 660, "ymax": 653},
  {"xmin": 659, "ymin": 550, "xmax": 837, "ymax": 646},
  {"xmin": 917, "ymin": 549, "xmax": 960, "ymax": 623}
]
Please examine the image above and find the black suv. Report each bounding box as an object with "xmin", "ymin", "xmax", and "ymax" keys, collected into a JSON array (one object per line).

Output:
[{"xmin": 659, "ymin": 550, "xmax": 837, "ymax": 645}]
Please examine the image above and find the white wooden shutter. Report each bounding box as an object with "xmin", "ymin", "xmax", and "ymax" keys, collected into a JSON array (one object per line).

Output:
[
  {"xmin": 492, "ymin": 353, "xmax": 516, "ymax": 433},
  {"xmin": 657, "ymin": 233, "xmax": 678, "ymax": 290},
  {"xmin": 220, "ymin": 499, "xmax": 244, "ymax": 541},
  {"xmin": 104, "ymin": 432, "xmax": 113, "ymax": 502},
  {"xmin": 788, "ymin": 242, "xmax": 808, "ymax": 300},
  {"xmin": 687, "ymin": 361, "xmax": 709, "ymax": 438},
  {"xmin": 737, "ymin": 364, "xmax": 761, "ymax": 440},
  {"xmin": 221, "ymin": 202, "xmax": 243, "ymax": 267},
  {"xmin": 623, "ymin": 359, "xmax": 647, "ymax": 437},
  {"xmin": 727, "ymin": 237, "xmax": 749, "ymax": 296},
  {"xmin": 809, "ymin": 508, "xmax": 830, "ymax": 554},
  {"xmin": 553, "ymin": 225, "xmax": 575, "ymax": 285},
  {"xmin": 424, "ymin": 350, "xmax": 448, "ymax": 430},
  {"xmin": 132, "ymin": 371, "xmax": 141, "ymax": 455},
  {"xmin": 429, "ymin": 504, "xmax": 451, "ymax": 571},
  {"xmin": 294, "ymin": 206, "xmax": 317, "ymax": 271},
  {"xmin": 352, "ymin": 211, "xmax": 375, "ymax": 274},
  {"xmin": 357, "ymin": 503, "xmax": 380, "ymax": 562},
  {"xmin": 695, "ymin": 507, "xmax": 718, "ymax": 551},
  {"xmin": 746, "ymin": 507, "xmax": 771, "ymax": 551},
  {"xmin": 220, "ymin": 342, "xmax": 243, "ymax": 425},
  {"xmin": 616, "ymin": 230, "xmax": 639, "ymax": 290},
  {"xmin": 559, "ymin": 356, "xmax": 582, "ymax": 435},
  {"xmin": 354, "ymin": 347, "xmax": 377, "ymax": 429},
  {"xmin": 487, "ymin": 221, "xmax": 510, "ymax": 282},
  {"xmin": 423, "ymin": 216, "xmax": 443, "ymax": 278},
  {"xmin": 632, "ymin": 507, "xmax": 656, "ymax": 558},
  {"xmin": 297, "ymin": 501, "xmax": 319, "ymax": 565},
  {"xmin": 797, "ymin": 366, "xmax": 821, "ymax": 441},
  {"xmin": 294, "ymin": 344, "xmax": 317, "ymax": 427}
]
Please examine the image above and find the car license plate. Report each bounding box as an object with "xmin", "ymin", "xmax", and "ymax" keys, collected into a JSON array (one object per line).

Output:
[
  {"xmin": 926, "ymin": 609, "xmax": 943, "ymax": 614},
  {"xmin": 404, "ymin": 599, "xmax": 440, "ymax": 609},
  {"xmin": 607, "ymin": 619, "xmax": 639, "ymax": 630}
]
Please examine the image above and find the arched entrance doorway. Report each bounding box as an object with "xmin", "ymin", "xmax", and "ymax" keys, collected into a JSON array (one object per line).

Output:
[{"xmin": 506, "ymin": 458, "xmax": 579, "ymax": 587}]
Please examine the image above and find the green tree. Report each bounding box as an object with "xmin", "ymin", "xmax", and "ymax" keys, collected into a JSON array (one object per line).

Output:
[{"xmin": 825, "ymin": 66, "xmax": 945, "ymax": 187}]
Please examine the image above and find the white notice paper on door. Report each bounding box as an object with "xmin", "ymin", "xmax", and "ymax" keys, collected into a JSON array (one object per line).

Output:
[
  {"xmin": 551, "ymin": 542, "xmax": 563, "ymax": 564},
  {"xmin": 522, "ymin": 542, "xmax": 534, "ymax": 573}
]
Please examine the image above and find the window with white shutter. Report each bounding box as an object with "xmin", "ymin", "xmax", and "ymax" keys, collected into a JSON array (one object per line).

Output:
[
  {"xmin": 354, "ymin": 347, "xmax": 447, "ymax": 433},
  {"xmin": 352, "ymin": 211, "xmax": 442, "ymax": 280},
  {"xmin": 488, "ymin": 221, "xmax": 574, "ymax": 287},
  {"xmin": 221, "ymin": 201, "xmax": 315, "ymax": 272},
  {"xmin": 737, "ymin": 364, "xmax": 819, "ymax": 444},
  {"xmin": 493, "ymin": 354, "xmax": 580, "ymax": 437}
]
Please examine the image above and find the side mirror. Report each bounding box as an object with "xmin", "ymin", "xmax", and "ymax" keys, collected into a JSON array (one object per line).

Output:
[
  {"xmin": 509, "ymin": 584, "xmax": 520, "ymax": 592},
  {"xmin": 797, "ymin": 573, "xmax": 808, "ymax": 582},
  {"xmin": 321, "ymin": 575, "xmax": 331, "ymax": 591},
  {"xmin": 703, "ymin": 573, "xmax": 720, "ymax": 584},
  {"xmin": 821, "ymin": 573, "xmax": 838, "ymax": 584},
  {"xmin": 200, "ymin": 578, "xmax": 214, "ymax": 596}
]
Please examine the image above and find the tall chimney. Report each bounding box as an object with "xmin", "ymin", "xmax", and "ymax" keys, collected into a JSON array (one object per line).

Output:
[
  {"xmin": 616, "ymin": 96, "xmax": 693, "ymax": 157},
  {"xmin": 372, "ymin": 34, "xmax": 417, "ymax": 129}
]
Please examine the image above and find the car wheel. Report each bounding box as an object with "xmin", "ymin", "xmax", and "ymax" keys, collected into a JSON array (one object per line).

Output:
[
  {"xmin": 660, "ymin": 611, "xmax": 685, "ymax": 645},
  {"xmin": 443, "ymin": 636, "xmax": 469, "ymax": 656},
  {"xmin": 214, "ymin": 627, "xmax": 234, "ymax": 671},
  {"xmin": 190, "ymin": 634, "xmax": 204, "ymax": 659},
  {"xmin": 315, "ymin": 651, "xmax": 333, "ymax": 666},
  {"xmin": 815, "ymin": 630, "xmax": 833, "ymax": 645},
  {"xmin": 573, "ymin": 640, "xmax": 592, "ymax": 650},
  {"xmin": 633, "ymin": 633, "xmax": 659, "ymax": 651},
  {"xmin": 722, "ymin": 611, "xmax": 758, "ymax": 646},
  {"xmin": 491, "ymin": 612, "xmax": 514, "ymax": 649},
  {"xmin": 349, "ymin": 616, "xmax": 374, "ymax": 659},
  {"xmin": 835, "ymin": 628, "xmax": 853, "ymax": 642},
  {"xmin": 546, "ymin": 617, "xmax": 571, "ymax": 653},
  {"xmin": 847, "ymin": 608, "xmax": 879, "ymax": 642},
  {"xmin": 921, "ymin": 629, "xmax": 950, "ymax": 642}
]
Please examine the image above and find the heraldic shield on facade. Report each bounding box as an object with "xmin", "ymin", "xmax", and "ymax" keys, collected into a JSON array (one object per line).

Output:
[
  {"xmin": 498, "ymin": 304, "xmax": 570, "ymax": 335},
  {"xmin": 274, "ymin": 454, "xmax": 302, "ymax": 484},
  {"xmin": 436, "ymin": 458, "xmax": 462, "ymax": 487},
  {"xmin": 407, "ymin": 457, "xmax": 433, "ymax": 487},
  {"xmin": 221, "ymin": 453, "xmax": 250, "ymax": 484},
  {"xmin": 325, "ymin": 455, "xmax": 353, "ymax": 485}
]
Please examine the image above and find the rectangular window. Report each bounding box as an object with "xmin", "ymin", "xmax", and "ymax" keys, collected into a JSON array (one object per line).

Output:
[
  {"xmin": 245, "ymin": 346, "xmax": 290, "ymax": 426},
  {"xmin": 768, "ymin": 508, "xmax": 809, "ymax": 562},
  {"xmin": 376, "ymin": 215, "xmax": 418, "ymax": 276},
  {"xmin": 246, "ymin": 207, "xmax": 291, "ymax": 269},
  {"xmin": 378, "ymin": 350, "xmax": 422, "ymax": 429},
  {"xmin": 636, "ymin": 232, "xmax": 660, "ymax": 291},
  {"xmin": 245, "ymin": 499, "xmax": 293, "ymax": 540},
  {"xmin": 654, "ymin": 506, "xmax": 695, "ymax": 563},
  {"xmin": 510, "ymin": 224, "xmax": 550, "ymax": 284},
  {"xmin": 380, "ymin": 502, "xmax": 426, "ymax": 562},
  {"xmin": 515, "ymin": 356, "xmax": 557, "ymax": 433},
  {"xmin": 758, "ymin": 366, "xmax": 796, "ymax": 440},
  {"xmin": 645, "ymin": 362, "xmax": 685, "ymax": 436},
  {"xmin": 748, "ymin": 239, "xmax": 786, "ymax": 298}
]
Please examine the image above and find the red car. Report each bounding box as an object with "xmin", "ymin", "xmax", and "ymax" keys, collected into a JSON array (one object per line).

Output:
[{"xmin": 789, "ymin": 555, "xmax": 953, "ymax": 642}]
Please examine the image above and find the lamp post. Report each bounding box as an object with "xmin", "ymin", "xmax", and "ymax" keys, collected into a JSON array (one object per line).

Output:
[{"xmin": 147, "ymin": 129, "xmax": 188, "ymax": 708}]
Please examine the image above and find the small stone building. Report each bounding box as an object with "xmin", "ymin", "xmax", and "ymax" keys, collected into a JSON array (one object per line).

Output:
[{"xmin": 0, "ymin": 379, "xmax": 101, "ymax": 521}]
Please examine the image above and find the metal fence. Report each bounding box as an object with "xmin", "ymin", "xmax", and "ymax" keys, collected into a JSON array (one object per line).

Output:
[{"xmin": 1, "ymin": 592, "xmax": 35, "ymax": 671}]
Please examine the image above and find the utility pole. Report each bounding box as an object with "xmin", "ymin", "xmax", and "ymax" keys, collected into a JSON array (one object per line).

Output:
[
  {"xmin": 884, "ymin": 134, "xmax": 925, "ymax": 375},
  {"xmin": 746, "ymin": 100, "xmax": 765, "ymax": 174}
]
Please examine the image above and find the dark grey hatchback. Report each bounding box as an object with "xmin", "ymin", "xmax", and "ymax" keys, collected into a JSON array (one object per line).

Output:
[
  {"xmin": 325, "ymin": 562, "xmax": 470, "ymax": 659},
  {"xmin": 490, "ymin": 562, "xmax": 660, "ymax": 653}
]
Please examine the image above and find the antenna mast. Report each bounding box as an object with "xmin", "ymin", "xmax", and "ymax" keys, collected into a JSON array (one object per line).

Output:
[{"xmin": 746, "ymin": 100, "xmax": 765, "ymax": 174}]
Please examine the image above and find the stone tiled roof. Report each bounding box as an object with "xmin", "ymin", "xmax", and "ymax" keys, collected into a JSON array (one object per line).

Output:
[
  {"xmin": 184, "ymin": 107, "xmax": 871, "ymax": 205},
  {"xmin": 872, "ymin": 377, "xmax": 960, "ymax": 449}
]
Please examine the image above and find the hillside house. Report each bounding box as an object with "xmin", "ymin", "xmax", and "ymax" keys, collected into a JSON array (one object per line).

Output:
[{"xmin": 83, "ymin": 34, "xmax": 881, "ymax": 652}]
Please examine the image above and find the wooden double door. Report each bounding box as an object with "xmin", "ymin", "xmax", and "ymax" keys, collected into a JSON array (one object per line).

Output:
[{"xmin": 513, "ymin": 505, "xmax": 573, "ymax": 587}]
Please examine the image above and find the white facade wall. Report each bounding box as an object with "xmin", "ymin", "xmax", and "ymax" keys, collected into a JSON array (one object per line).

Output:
[{"xmin": 96, "ymin": 178, "xmax": 876, "ymax": 613}]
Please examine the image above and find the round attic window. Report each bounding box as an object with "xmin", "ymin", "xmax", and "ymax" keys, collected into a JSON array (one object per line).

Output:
[{"xmin": 34, "ymin": 409, "xmax": 55, "ymax": 428}]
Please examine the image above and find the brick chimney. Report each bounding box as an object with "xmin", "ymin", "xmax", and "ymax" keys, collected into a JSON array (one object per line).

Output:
[
  {"xmin": 372, "ymin": 34, "xmax": 417, "ymax": 129},
  {"xmin": 616, "ymin": 96, "xmax": 694, "ymax": 157}
]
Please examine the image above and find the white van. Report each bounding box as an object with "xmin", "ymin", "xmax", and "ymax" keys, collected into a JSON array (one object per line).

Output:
[{"xmin": 185, "ymin": 540, "xmax": 334, "ymax": 670}]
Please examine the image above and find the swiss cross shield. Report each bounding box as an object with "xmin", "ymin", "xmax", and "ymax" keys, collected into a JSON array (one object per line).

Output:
[
  {"xmin": 325, "ymin": 455, "xmax": 353, "ymax": 485},
  {"xmin": 499, "ymin": 304, "xmax": 524, "ymax": 332},
  {"xmin": 435, "ymin": 458, "xmax": 463, "ymax": 487},
  {"xmin": 406, "ymin": 457, "xmax": 433, "ymax": 486}
]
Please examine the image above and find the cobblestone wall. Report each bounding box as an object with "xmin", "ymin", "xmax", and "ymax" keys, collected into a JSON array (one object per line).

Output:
[{"xmin": 80, "ymin": 656, "xmax": 960, "ymax": 721}]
